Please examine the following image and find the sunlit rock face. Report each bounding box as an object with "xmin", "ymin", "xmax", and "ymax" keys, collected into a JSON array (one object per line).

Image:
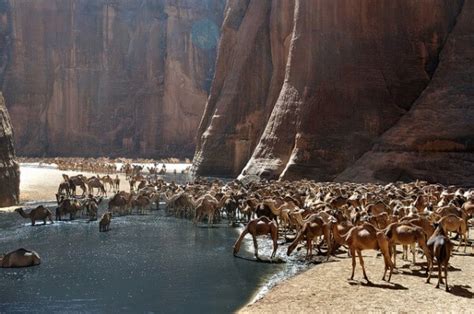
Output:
[
  {"xmin": 0, "ymin": 0, "xmax": 225, "ymax": 158},
  {"xmin": 0, "ymin": 92, "xmax": 19, "ymax": 206},
  {"xmin": 194, "ymin": 0, "xmax": 474, "ymax": 185}
]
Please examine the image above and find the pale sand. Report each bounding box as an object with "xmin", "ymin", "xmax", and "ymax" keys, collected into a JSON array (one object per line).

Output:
[{"xmin": 240, "ymin": 243, "xmax": 474, "ymax": 313}]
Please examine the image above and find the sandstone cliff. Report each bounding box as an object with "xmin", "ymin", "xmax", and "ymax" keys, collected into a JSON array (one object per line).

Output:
[
  {"xmin": 0, "ymin": 0, "xmax": 225, "ymax": 158},
  {"xmin": 194, "ymin": 0, "xmax": 473, "ymax": 185},
  {"xmin": 337, "ymin": 0, "xmax": 474, "ymax": 185},
  {"xmin": 0, "ymin": 92, "xmax": 19, "ymax": 206}
]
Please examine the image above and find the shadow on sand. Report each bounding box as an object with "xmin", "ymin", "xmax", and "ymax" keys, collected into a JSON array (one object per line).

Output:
[
  {"xmin": 348, "ymin": 280, "xmax": 408, "ymax": 290},
  {"xmin": 449, "ymin": 285, "xmax": 473, "ymax": 299}
]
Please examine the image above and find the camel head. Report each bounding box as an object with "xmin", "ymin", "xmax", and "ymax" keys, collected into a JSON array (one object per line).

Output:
[{"xmin": 14, "ymin": 207, "xmax": 22, "ymax": 213}]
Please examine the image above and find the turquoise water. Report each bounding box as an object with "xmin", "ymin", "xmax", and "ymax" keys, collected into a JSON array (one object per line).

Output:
[{"xmin": 0, "ymin": 209, "xmax": 285, "ymax": 313}]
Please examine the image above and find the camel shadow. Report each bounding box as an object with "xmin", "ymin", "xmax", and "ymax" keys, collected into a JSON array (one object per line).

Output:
[
  {"xmin": 348, "ymin": 280, "xmax": 408, "ymax": 290},
  {"xmin": 449, "ymin": 285, "xmax": 473, "ymax": 299}
]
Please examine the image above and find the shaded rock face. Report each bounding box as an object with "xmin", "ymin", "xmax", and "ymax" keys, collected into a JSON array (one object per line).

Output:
[
  {"xmin": 0, "ymin": 0, "xmax": 225, "ymax": 158},
  {"xmin": 337, "ymin": 0, "xmax": 474, "ymax": 186},
  {"xmin": 0, "ymin": 92, "xmax": 19, "ymax": 206},
  {"xmin": 194, "ymin": 0, "xmax": 294, "ymax": 177},
  {"xmin": 194, "ymin": 0, "xmax": 473, "ymax": 185}
]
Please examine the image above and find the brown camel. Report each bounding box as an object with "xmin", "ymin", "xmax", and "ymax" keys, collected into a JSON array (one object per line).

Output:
[
  {"xmin": 57, "ymin": 182, "xmax": 71, "ymax": 197},
  {"xmin": 194, "ymin": 195, "xmax": 220, "ymax": 225},
  {"xmin": 131, "ymin": 195, "xmax": 152, "ymax": 215},
  {"xmin": 113, "ymin": 175, "xmax": 120, "ymax": 192},
  {"xmin": 0, "ymin": 248, "xmax": 41, "ymax": 268},
  {"xmin": 15, "ymin": 206, "xmax": 54, "ymax": 226},
  {"xmin": 99, "ymin": 212, "xmax": 112, "ymax": 232},
  {"xmin": 87, "ymin": 177, "xmax": 107, "ymax": 196},
  {"xmin": 233, "ymin": 216, "xmax": 278, "ymax": 260},
  {"xmin": 55, "ymin": 196, "xmax": 82, "ymax": 221},
  {"xmin": 108, "ymin": 192, "xmax": 133, "ymax": 215},
  {"xmin": 438, "ymin": 214, "xmax": 468, "ymax": 252},
  {"xmin": 63, "ymin": 174, "xmax": 87, "ymax": 195},
  {"xmin": 332, "ymin": 222, "xmax": 394, "ymax": 283},
  {"xmin": 426, "ymin": 224, "xmax": 453, "ymax": 291},
  {"xmin": 99, "ymin": 175, "xmax": 115, "ymax": 192},
  {"xmin": 385, "ymin": 222, "xmax": 431, "ymax": 269},
  {"xmin": 287, "ymin": 216, "xmax": 332, "ymax": 260}
]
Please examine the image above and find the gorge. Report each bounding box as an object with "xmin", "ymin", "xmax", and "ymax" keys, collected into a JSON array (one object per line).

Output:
[{"xmin": 0, "ymin": 0, "xmax": 473, "ymax": 207}]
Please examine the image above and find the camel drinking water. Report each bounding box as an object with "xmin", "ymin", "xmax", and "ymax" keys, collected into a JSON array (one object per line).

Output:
[{"xmin": 233, "ymin": 217, "xmax": 278, "ymax": 260}]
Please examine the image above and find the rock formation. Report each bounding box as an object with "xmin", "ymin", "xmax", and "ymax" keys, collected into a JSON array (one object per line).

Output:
[
  {"xmin": 0, "ymin": 0, "xmax": 225, "ymax": 158},
  {"xmin": 194, "ymin": 0, "xmax": 474, "ymax": 185},
  {"xmin": 337, "ymin": 0, "xmax": 474, "ymax": 185},
  {"xmin": 0, "ymin": 92, "xmax": 19, "ymax": 206}
]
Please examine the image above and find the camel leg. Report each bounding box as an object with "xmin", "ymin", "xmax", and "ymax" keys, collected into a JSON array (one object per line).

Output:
[
  {"xmin": 252, "ymin": 234, "xmax": 260, "ymax": 260},
  {"xmin": 350, "ymin": 247, "xmax": 356, "ymax": 280},
  {"xmin": 444, "ymin": 263, "xmax": 449, "ymax": 292},
  {"xmin": 412, "ymin": 243, "xmax": 416, "ymax": 265},
  {"xmin": 357, "ymin": 250, "xmax": 371, "ymax": 284},
  {"xmin": 324, "ymin": 228, "xmax": 331, "ymax": 260},
  {"xmin": 233, "ymin": 228, "xmax": 249, "ymax": 256},
  {"xmin": 436, "ymin": 261, "xmax": 442, "ymax": 289},
  {"xmin": 426, "ymin": 256, "xmax": 433, "ymax": 284},
  {"xmin": 393, "ymin": 245, "xmax": 397, "ymax": 268},
  {"xmin": 306, "ymin": 238, "xmax": 312, "ymax": 260},
  {"xmin": 463, "ymin": 233, "xmax": 467, "ymax": 253},
  {"xmin": 271, "ymin": 229, "xmax": 278, "ymax": 259}
]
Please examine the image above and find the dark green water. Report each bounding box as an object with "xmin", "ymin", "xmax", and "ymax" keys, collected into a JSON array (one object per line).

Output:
[{"xmin": 0, "ymin": 209, "xmax": 285, "ymax": 313}]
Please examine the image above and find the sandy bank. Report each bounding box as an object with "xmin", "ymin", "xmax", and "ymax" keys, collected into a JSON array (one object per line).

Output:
[{"xmin": 240, "ymin": 244, "xmax": 474, "ymax": 313}]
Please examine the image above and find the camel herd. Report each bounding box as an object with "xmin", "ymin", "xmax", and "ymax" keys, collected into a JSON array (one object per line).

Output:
[
  {"xmin": 19, "ymin": 157, "xmax": 192, "ymax": 175},
  {"xmin": 10, "ymin": 170, "xmax": 474, "ymax": 290}
]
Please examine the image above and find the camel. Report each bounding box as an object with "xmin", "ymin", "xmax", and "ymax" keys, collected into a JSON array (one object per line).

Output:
[
  {"xmin": 63, "ymin": 174, "xmax": 87, "ymax": 195},
  {"xmin": 384, "ymin": 222, "xmax": 431, "ymax": 269},
  {"xmin": 99, "ymin": 212, "xmax": 112, "ymax": 232},
  {"xmin": 233, "ymin": 216, "xmax": 278, "ymax": 260},
  {"xmin": 194, "ymin": 196, "xmax": 219, "ymax": 225},
  {"xmin": 55, "ymin": 196, "xmax": 82, "ymax": 221},
  {"xmin": 108, "ymin": 192, "xmax": 133, "ymax": 215},
  {"xmin": 15, "ymin": 206, "xmax": 54, "ymax": 226},
  {"xmin": 426, "ymin": 224, "xmax": 453, "ymax": 291},
  {"xmin": 113, "ymin": 175, "xmax": 120, "ymax": 192},
  {"xmin": 83, "ymin": 195, "xmax": 103, "ymax": 221},
  {"xmin": 99, "ymin": 175, "xmax": 115, "ymax": 192},
  {"xmin": 131, "ymin": 194, "xmax": 152, "ymax": 215},
  {"xmin": 331, "ymin": 222, "xmax": 394, "ymax": 283},
  {"xmin": 287, "ymin": 216, "xmax": 332, "ymax": 260},
  {"xmin": 0, "ymin": 248, "xmax": 41, "ymax": 268},
  {"xmin": 438, "ymin": 214, "xmax": 468, "ymax": 252},
  {"xmin": 87, "ymin": 177, "xmax": 107, "ymax": 196},
  {"xmin": 57, "ymin": 181, "xmax": 71, "ymax": 197}
]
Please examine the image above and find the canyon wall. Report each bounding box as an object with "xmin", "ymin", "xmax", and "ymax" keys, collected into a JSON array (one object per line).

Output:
[
  {"xmin": 194, "ymin": 0, "xmax": 474, "ymax": 185},
  {"xmin": 337, "ymin": 0, "xmax": 474, "ymax": 185},
  {"xmin": 0, "ymin": 92, "xmax": 19, "ymax": 206},
  {"xmin": 0, "ymin": 0, "xmax": 225, "ymax": 158}
]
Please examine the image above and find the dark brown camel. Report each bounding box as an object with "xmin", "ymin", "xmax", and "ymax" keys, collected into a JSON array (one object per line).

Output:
[
  {"xmin": 426, "ymin": 224, "xmax": 453, "ymax": 291},
  {"xmin": 15, "ymin": 206, "xmax": 54, "ymax": 226}
]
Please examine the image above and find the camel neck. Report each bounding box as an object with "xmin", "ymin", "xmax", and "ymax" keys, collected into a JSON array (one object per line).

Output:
[{"xmin": 16, "ymin": 209, "xmax": 30, "ymax": 218}]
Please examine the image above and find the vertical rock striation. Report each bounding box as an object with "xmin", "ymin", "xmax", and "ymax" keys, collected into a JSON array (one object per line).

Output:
[
  {"xmin": 0, "ymin": 0, "xmax": 225, "ymax": 158},
  {"xmin": 0, "ymin": 92, "xmax": 19, "ymax": 206},
  {"xmin": 194, "ymin": 0, "xmax": 473, "ymax": 185},
  {"xmin": 193, "ymin": 0, "xmax": 294, "ymax": 177}
]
